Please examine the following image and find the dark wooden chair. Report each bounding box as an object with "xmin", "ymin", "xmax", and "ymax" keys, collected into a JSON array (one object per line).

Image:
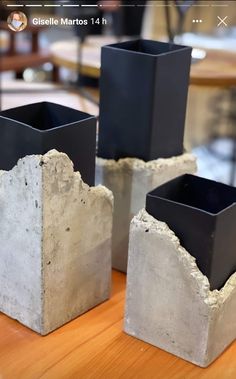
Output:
[{"xmin": 0, "ymin": 21, "xmax": 59, "ymax": 81}]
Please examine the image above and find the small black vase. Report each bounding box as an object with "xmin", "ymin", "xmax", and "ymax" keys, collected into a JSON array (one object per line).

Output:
[
  {"xmin": 98, "ymin": 39, "xmax": 192, "ymax": 161},
  {"xmin": 0, "ymin": 102, "xmax": 96, "ymax": 186},
  {"xmin": 146, "ymin": 174, "xmax": 236, "ymax": 290}
]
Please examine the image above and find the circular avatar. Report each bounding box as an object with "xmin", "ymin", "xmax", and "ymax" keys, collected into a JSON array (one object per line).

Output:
[{"xmin": 7, "ymin": 11, "xmax": 27, "ymax": 32}]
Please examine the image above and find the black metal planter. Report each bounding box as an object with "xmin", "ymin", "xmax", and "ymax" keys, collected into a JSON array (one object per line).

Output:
[
  {"xmin": 146, "ymin": 174, "xmax": 236, "ymax": 290},
  {"xmin": 98, "ymin": 39, "xmax": 192, "ymax": 161},
  {"xmin": 0, "ymin": 102, "xmax": 96, "ymax": 186}
]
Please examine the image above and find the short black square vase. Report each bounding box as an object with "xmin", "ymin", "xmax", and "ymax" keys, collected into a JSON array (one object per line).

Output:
[
  {"xmin": 0, "ymin": 102, "xmax": 96, "ymax": 186},
  {"xmin": 98, "ymin": 39, "xmax": 192, "ymax": 161},
  {"xmin": 146, "ymin": 174, "xmax": 236, "ymax": 290}
]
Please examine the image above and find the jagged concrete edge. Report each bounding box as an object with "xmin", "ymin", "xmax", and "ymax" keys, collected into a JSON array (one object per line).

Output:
[
  {"xmin": 96, "ymin": 153, "xmax": 197, "ymax": 173},
  {"xmin": 132, "ymin": 209, "xmax": 236, "ymax": 308},
  {"xmin": 42, "ymin": 150, "xmax": 114, "ymax": 204},
  {"xmin": 0, "ymin": 149, "xmax": 114, "ymax": 205}
]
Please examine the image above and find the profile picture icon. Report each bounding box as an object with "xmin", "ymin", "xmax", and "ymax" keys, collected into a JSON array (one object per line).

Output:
[{"xmin": 7, "ymin": 11, "xmax": 27, "ymax": 32}]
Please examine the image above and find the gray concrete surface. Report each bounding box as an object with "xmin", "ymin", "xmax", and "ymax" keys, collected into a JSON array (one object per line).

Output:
[
  {"xmin": 0, "ymin": 150, "xmax": 113, "ymax": 335},
  {"xmin": 96, "ymin": 153, "xmax": 197, "ymax": 273},
  {"xmin": 124, "ymin": 209, "xmax": 236, "ymax": 367}
]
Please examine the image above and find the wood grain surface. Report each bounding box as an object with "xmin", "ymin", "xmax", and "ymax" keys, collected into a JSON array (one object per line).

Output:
[
  {"xmin": 51, "ymin": 37, "xmax": 236, "ymax": 88},
  {"xmin": 190, "ymin": 49, "xmax": 236, "ymax": 87},
  {"xmin": 0, "ymin": 271, "xmax": 236, "ymax": 379}
]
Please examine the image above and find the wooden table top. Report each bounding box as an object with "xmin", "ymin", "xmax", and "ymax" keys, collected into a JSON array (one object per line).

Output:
[
  {"xmin": 0, "ymin": 270, "xmax": 236, "ymax": 379},
  {"xmin": 51, "ymin": 36, "xmax": 236, "ymax": 88},
  {"xmin": 50, "ymin": 36, "xmax": 123, "ymax": 80},
  {"xmin": 190, "ymin": 49, "xmax": 236, "ymax": 87},
  {"xmin": 1, "ymin": 81, "xmax": 99, "ymax": 116}
]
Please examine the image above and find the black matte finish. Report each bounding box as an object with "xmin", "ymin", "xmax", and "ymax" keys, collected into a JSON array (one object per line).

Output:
[
  {"xmin": 98, "ymin": 39, "xmax": 192, "ymax": 161},
  {"xmin": 146, "ymin": 174, "xmax": 236, "ymax": 290},
  {"xmin": 0, "ymin": 102, "xmax": 96, "ymax": 185}
]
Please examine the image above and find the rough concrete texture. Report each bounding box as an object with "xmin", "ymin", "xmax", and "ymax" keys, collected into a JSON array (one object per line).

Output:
[
  {"xmin": 96, "ymin": 153, "xmax": 197, "ymax": 272},
  {"xmin": 0, "ymin": 150, "xmax": 113, "ymax": 335},
  {"xmin": 124, "ymin": 209, "xmax": 236, "ymax": 367}
]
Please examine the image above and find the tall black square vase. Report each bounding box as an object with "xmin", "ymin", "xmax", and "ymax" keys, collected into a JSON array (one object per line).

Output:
[{"xmin": 98, "ymin": 39, "xmax": 192, "ymax": 160}]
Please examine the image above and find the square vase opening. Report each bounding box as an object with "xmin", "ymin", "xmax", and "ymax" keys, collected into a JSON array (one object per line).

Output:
[
  {"xmin": 146, "ymin": 174, "xmax": 236, "ymax": 290},
  {"xmin": 107, "ymin": 39, "xmax": 188, "ymax": 56},
  {"xmin": 0, "ymin": 102, "xmax": 96, "ymax": 185},
  {"xmin": 98, "ymin": 39, "xmax": 192, "ymax": 161}
]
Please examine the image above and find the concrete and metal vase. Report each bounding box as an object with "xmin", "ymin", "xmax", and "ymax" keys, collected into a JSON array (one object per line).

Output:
[
  {"xmin": 146, "ymin": 174, "xmax": 236, "ymax": 290},
  {"xmin": 98, "ymin": 39, "xmax": 192, "ymax": 160},
  {"xmin": 0, "ymin": 102, "xmax": 96, "ymax": 185},
  {"xmin": 96, "ymin": 38, "xmax": 194, "ymax": 273},
  {"xmin": 124, "ymin": 209, "xmax": 236, "ymax": 367}
]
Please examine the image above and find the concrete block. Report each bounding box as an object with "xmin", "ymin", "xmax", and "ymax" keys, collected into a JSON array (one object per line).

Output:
[
  {"xmin": 0, "ymin": 150, "xmax": 113, "ymax": 335},
  {"xmin": 124, "ymin": 209, "xmax": 236, "ymax": 367},
  {"xmin": 96, "ymin": 153, "xmax": 197, "ymax": 272}
]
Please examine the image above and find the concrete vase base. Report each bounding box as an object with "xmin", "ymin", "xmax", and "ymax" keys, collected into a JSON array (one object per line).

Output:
[
  {"xmin": 0, "ymin": 150, "xmax": 113, "ymax": 335},
  {"xmin": 96, "ymin": 153, "xmax": 197, "ymax": 273},
  {"xmin": 124, "ymin": 209, "xmax": 236, "ymax": 367}
]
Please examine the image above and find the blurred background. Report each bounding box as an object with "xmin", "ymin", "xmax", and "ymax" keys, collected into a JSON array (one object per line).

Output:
[{"xmin": 0, "ymin": 0, "xmax": 236, "ymax": 185}]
